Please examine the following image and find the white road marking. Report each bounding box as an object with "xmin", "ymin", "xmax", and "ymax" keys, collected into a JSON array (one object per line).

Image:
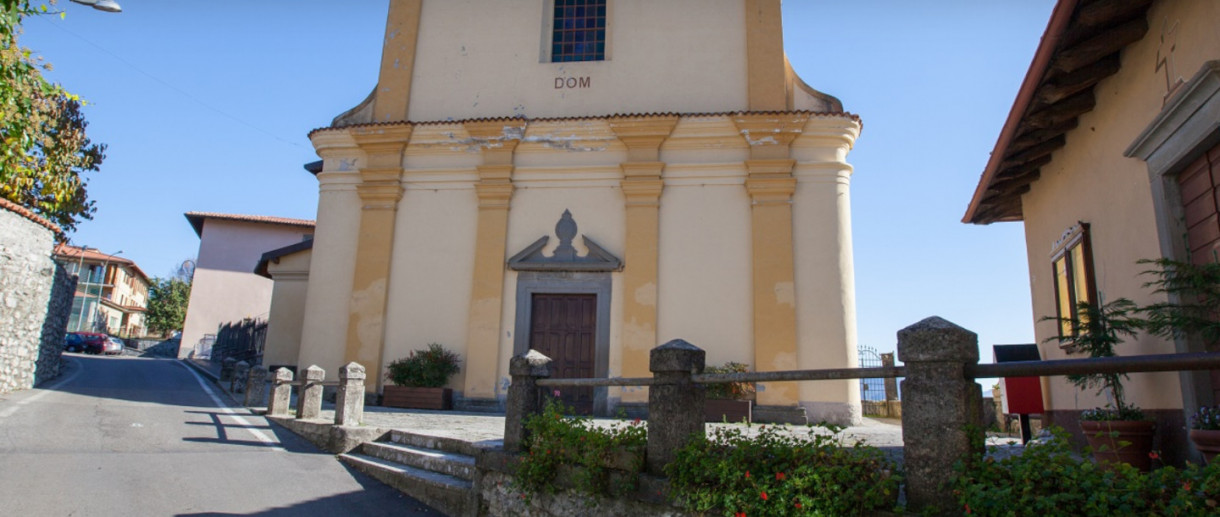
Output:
[
  {"xmin": 0, "ymin": 356, "xmax": 85, "ymax": 418},
  {"xmin": 177, "ymin": 361, "xmax": 283, "ymax": 450}
]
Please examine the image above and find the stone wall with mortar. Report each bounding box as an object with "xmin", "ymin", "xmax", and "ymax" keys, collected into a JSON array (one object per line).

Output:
[{"xmin": 0, "ymin": 202, "xmax": 74, "ymax": 394}]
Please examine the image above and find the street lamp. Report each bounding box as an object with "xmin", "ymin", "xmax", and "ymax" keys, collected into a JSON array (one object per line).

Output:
[{"xmin": 68, "ymin": 0, "xmax": 122, "ymax": 13}]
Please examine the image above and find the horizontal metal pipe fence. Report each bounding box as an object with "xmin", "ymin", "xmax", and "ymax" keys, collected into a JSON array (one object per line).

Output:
[
  {"xmin": 271, "ymin": 379, "xmax": 341, "ymax": 388},
  {"xmin": 533, "ymin": 352, "xmax": 1220, "ymax": 389}
]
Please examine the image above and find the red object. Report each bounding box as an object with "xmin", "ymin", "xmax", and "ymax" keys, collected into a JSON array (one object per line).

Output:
[{"xmin": 1002, "ymin": 376, "xmax": 1045, "ymax": 414}]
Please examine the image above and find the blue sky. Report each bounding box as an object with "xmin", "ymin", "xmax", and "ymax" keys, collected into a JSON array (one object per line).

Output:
[{"xmin": 20, "ymin": 0, "xmax": 1056, "ymax": 360}]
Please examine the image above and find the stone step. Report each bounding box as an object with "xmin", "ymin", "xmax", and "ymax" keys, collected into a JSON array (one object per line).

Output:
[
  {"xmin": 339, "ymin": 452, "xmax": 478, "ymax": 517},
  {"xmin": 361, "ymin": 440, "xmax": 477, "ymax": 481},
  {"xmin": 389, "ymin": 429, "xmax": 484, "ymax": 457}
]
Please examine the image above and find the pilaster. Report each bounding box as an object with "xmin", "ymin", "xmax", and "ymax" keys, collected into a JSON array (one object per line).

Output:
[
  {"xmin": 346, "ymin": 125, "xmax": 412, "ymax": 393},
  {"xmin": 462, "ymin": 120, "xmax": 526, "ymax": 400},
  {"xmin": 610, "ymin": 116, "xmax": 678, "ymax": 402},
  {"xmin": 733, "ymin": 114, "xmax": 807, "ymax": 407}
]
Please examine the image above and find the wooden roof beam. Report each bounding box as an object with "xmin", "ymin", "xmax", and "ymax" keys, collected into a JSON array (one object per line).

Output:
[
  {"xmin": 1037, "ymin": 55, "xmax": 1121, "ymax": 105},
  {"xmin": 1024, "ymin": 92, "xmax": 1095, "ymax": 129},
  {"xmin": 1010, "ymin": 120, "xmax": 1079, "ymax": 154},
  {"xmin": 1076, "ymin": 0, "xmax": 1152, "ymax": 29},
  {"xmin": 999, "ymin": 135, "xmax": 1066, "ymax": 169},
  {"xmin": 1053, "ymin": 17, "xmax": 1148, "ymax": 74}
]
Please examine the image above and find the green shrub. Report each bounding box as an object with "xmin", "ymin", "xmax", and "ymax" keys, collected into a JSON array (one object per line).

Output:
[
  {"xmin": 514, "ymin": 399, "xmax": 647, "ymax": 500},
  {"xmin": 953, "ymin": 427, "xmax": 1220, "ymax": 516},
  {"xmin": 384, "ymin": 343, "xmax": 460, "ymax": 388},
  {"xmin": 704, "ymin": 361, "xmax": 755, "ymax": 400},
  {"xmin": 665, "ymin": 424, "xmax": 900, "ymax": 516}
]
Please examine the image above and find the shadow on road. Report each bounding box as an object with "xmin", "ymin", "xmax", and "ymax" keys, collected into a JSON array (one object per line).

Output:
[{"xmin": 175, "ymin": 467, "xmax": 446, "ymax": 516}]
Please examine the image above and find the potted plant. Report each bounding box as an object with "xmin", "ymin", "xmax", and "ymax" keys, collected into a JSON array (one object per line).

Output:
[
  {"xmin": 382, "ymin": 343, "xmax": 461, "ymax": 410},
  {"xmin": 1046, "ymin": 298, "xmax": 1155, "ymax": 471},
  {"xmin": 703, "ymin": 361, "xmax": 755, "ymax": 423},
  {"xmin": 1188, "ymin": 405, "xmax": 1220, "ymax": 464}
]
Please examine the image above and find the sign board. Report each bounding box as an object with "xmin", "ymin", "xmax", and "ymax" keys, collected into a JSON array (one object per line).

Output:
[{"xmin": 993, "ymin": 344, "xmax": 1045, "ymax": 414}]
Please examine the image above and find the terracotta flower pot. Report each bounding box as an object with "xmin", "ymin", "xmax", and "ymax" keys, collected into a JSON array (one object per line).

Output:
[
  {"xmin": 1189, "ymin": 429, "xmax": 1220, "ymax": 464},
  {"xmin": 1080, "ymin": 420, "xmax": 1156, "ymax": 471}
]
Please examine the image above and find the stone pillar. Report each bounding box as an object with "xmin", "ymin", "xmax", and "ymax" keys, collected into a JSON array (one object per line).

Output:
[
  {"xmin": 647, "ymin": 339, "xmax": 706, "ymax": 475},
  {"xmin": 898, "ymin": 317, "xmax": 983, "ymax": 513},
  {"xmin": 268, "ymin": 368, "xmax": 293, "ymax": 416},
  {"xmin": 609, "ymin": 116, "xmax": 678, "ymax": 405},
  {"xmin": 231, "ymin": 361, "xmax": 250, "ymax": 393},
  {"xmin": 244, "ymin": 367, "xmax": 268, "ymax": 407},
  {"xmin": 219, "ymin": 357, "xmax": 236, "ymax": 382},
  {"xmin": 335, "ymin": 362, "xmax": 367, "ymax": 427},
  {"xmin": 462, "ymin": 120, "xmax": 523, "ymax": 403},
  {"xmin": 504, "ymin": 350, "xmax": 552, "ymax": 453},
  {"xmin": 296, "ymin": 365, "xmax": 326, "ymax": 421}
]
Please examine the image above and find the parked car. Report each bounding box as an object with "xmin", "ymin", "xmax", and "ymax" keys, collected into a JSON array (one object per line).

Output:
[
  {"xmin": 104, "ymin": 336, "xmax": 124, "ymax": 356},
  {"xmin": 67, "ymin": 332, "xmax": 108, "ymax": 354},
  {"xmin": 63, "ymin": 332, "xmax": 84, "ymax": 353}
]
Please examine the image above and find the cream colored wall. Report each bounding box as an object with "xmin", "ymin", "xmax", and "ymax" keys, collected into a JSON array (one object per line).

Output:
[
  {"xmin": 179, "ymin": 220, "xmax": 312, "ymax": 357},
  {"xmin": 381, "ymin": 185, "xmax": 479, "ymax": 389},
  {"xmin": 406, "ymin": 0, "xmax": 749, "ymax": 121},
  {"xmin": 263, "ymin": 249, "xmax": 311, "ymax": 369},
  {"xmin": 655, "ymin": 183, "xmax": 753, "ymax": 364},
  {"xmin": 298, "ymin": 139, "xmax": 363, "ymax": 375},
  {"xmin": 1021, "ymin": 0, "xmax": 1220, "ymax": 412}
]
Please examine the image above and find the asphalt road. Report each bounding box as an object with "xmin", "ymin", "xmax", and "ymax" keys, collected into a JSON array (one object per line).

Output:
[{"xmin": 0, "ymin": 354, "xmax": 446, "ymax": 516}]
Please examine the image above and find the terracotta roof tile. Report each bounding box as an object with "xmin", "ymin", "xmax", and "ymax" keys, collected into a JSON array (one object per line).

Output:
[
  {"xmin": 184, "ymin": 212, "xmax": 316, "ymax": 237},
  {"xmin": 0, "ymin": 197, "xmax": 62, "ymax": 235}
]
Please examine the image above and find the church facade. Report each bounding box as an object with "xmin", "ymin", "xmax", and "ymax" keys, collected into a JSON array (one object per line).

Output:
[{"xmin": 295, "ymin": 0, "xmax": 863, "ymax": 424}]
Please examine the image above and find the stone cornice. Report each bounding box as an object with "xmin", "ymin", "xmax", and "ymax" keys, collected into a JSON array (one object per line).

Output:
[
  {"xmin": 621, "ymin": 177, "xmax": 664, "ymax": 206},
  {"xmin": 609, "ymin": 116, "xmax": 679, "ymax": 162},
  {"xmin": 464, "ymin": 120, "xmax": 527, "ymax": 166},
  {"xmin": 732, "ymin": 113, "xmax": 810, "ymax": 160}
]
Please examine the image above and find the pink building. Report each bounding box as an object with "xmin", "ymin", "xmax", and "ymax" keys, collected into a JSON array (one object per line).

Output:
[{"xmin": 179, "ymin": 212, "xmax": 314, "ymax": 359}]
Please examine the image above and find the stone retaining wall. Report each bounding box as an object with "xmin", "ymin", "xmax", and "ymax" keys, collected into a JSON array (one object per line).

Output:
[{"xmin": 0, "ymin": 201, "xmax": 75, "ymax": 394}]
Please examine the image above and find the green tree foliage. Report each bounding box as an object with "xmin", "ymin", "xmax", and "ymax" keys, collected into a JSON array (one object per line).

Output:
[
  {"xmin": 145, "ymin": 277, "xmax": 190, "ymax": 334},
  {"xmin": 1, "ymin": 1, "xmax": 105, "ymax": 231}
]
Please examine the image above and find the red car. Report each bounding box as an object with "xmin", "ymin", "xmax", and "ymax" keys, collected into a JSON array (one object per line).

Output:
[{"xmin": 66, "ymin": 332, "xmax": 109, "ymax": 355}]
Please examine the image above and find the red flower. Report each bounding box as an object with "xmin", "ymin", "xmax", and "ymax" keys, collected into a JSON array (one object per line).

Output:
[
  {"xmin": 735, "ymin": 513, "xmax": 746, "ymax": 517},
  {"xmin": 745, "ymin": 470, "xmax": 751, "ymax": 479},
  {"xmin": 761, "ymin": 492, "xmax": 768, "ymax": 501},
  {"xmin": 776, "ymin": 472, "xmax": 786, "ymax": 480},
  {"xmin": 795, "ymin": 502, "xmax": 802, "ymax": 509},
  {"xmin": 1184, "ymin": 481, "xmax": 1192, "ymax": 491},
  {"xmin": 1149, "ymin": 451, "xmax": 1160, "ymax": 460},
  {"xmin": 633, "ymin": 418, "xmax": 642, "ymax": 425},
  {"xmin": 965, "ymin": 503, "xmax": 972, "ymax": 514}
]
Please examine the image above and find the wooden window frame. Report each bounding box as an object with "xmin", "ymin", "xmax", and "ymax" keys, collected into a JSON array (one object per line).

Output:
[
  {"xmin": 1050, "ymin": 222, "xmax": 1097, "ymax": 339},
  {"xmin": 550, "ymin": 0, "xmax": 606, "ymax": 63}
]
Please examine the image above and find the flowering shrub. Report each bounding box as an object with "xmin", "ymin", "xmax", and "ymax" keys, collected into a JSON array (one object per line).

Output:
[
  {"xmin": 384, "ymin": 343, "xmax": 460, "ymax": 388},
  {"xmin": 704, "ymin": 362, "xmax": 755, "ymax": 400},
  {"xmin": 1192, "ymin": 406, "xmax": 1220, "ymax": 431},
  {"xmin": 953, "ymin": 427, "xmax": 1220, "ymax": 516},
  {"xmin": 514, "ymin": 399, "xmax": 646, "ymax": 500},
  {"xmin": 665, "ymin": 424, "xmax": 899, "ymax": 516}
]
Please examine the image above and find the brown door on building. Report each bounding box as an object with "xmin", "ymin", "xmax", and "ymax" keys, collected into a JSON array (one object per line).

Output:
[
  {"xmin": 529, "ymin": 293, "xmax": 596, "ymax": 414},
  {"xmin": 1177, "ymin": 145, "xmax": 1220, "ymax": 402}
]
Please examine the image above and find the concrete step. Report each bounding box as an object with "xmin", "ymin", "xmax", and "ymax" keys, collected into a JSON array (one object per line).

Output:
[
  {"xmin": 339, "ymin": 452, "xmax": 478, "ymax": 517},
  {"xmin": 389, "ymin": 429, "xmax": 484, "ymax": 457},
  {"xmin": 360, "ymin": 441, "xmax": 477, "ymax": 481}
]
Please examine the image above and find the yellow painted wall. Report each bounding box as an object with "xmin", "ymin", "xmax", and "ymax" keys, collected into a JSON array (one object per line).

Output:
[
  {"xmin": 263, "ymin": 249, "xmax": 311, "ymax": 369},
  {"xmin": 382, "ymin": 185, "xmax": 479, "ymax": 389},
  {"xmin": 1020, "ymin": 0, "xmax": 1220, "ymax": 412}
]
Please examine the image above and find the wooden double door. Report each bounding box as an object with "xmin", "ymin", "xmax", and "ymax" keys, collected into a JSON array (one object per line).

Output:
[{"xmin": 529, "ymin": 293, "xmax": 596, "ymax": 414}]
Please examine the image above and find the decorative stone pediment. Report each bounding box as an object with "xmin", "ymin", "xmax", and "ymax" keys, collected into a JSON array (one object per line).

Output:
[{"xmin": 508, "ymin": 210, "xmax": 622, "ymax": 272}]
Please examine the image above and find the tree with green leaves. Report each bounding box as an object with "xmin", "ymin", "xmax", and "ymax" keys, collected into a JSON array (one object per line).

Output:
[
  {"xmin": 1, "ymin": 0, "xmax": 105, "ymax": 232},
  {"xmin": 145, "ymin": 277, "xmax": 190, "ymax": 335}
]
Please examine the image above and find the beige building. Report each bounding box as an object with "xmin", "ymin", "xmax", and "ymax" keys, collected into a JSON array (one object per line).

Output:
[
  {"xmin": 965, "ymin": 0, "xmax": 1220, "ymax": 462},
  {"xmin": 179, "ymin": 212, "xmax": 315, "ymax": 359},
  {"xmin": 292, "ymin": 0, "xmax": 863, "ymax": 424},
  {"xmin": 54, "ymin": 243, "xmax": 151, "ymax": 337}
]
